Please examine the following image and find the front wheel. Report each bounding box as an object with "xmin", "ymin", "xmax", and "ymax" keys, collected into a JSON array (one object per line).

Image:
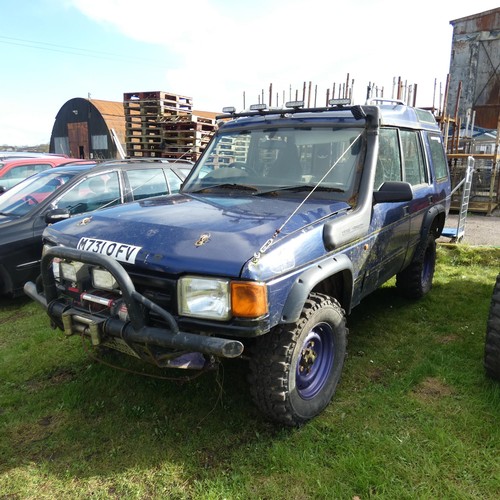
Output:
[
  {"xmin": 248, "ymin": 293, "xmax": 347, "ymax": 426},
  {"xmin": 396, "ymin": 233, "xmax": 436, "ymax": 299},
  {"xmin": 484, "ymin": 274, "xmax": 500, "ymax": 381}
]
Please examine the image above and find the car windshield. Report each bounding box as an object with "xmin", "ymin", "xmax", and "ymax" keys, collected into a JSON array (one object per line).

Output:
[
  {"xmin": 0, "ymin": 170, "xmax": 76, "ymax": 217},
  {"xmin": 182, "ymin": 126, "xmax": 365, "ymax": 203}
]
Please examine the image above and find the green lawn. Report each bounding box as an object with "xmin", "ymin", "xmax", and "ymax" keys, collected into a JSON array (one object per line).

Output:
[{"xmin": 1, "ymin": 245, "xmax": 499, "ymax": 499}]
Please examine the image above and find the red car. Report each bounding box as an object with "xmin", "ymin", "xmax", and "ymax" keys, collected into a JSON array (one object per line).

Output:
[{"xmin": 0, "ymin": 156, "xmax": 88, "ymax": 193}]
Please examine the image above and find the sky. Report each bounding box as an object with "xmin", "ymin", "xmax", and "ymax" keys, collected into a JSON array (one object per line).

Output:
[{"xmin": 1, "ymin": 0, "xmax": 499, "ymax": 146}]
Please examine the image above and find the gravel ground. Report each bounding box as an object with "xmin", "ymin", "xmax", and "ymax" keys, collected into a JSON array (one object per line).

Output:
[{"xmin": 439, "ymin": 209, "xmax": 500, "ymax": 247}]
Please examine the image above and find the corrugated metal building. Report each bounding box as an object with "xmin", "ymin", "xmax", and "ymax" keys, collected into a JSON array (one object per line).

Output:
[
  {"xmin": 447, "ymin": 7, "xmax": 500, "ymax": 128},
  {"xmin": 49, "ymin": 98, "xmax": 126, "ymax": 159}
]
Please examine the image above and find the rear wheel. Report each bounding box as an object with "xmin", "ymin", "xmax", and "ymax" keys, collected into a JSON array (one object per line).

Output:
[
  {"xmin": 396, "ymin": 233, "xmax": 436, "ymax": 299},
  {"xmin": 248, "ymin": 293, "xmax": 347, "ymax": 426},
  {"xmin": 485, "ymin": 274, "xmax": 500, "ymax": 381}
]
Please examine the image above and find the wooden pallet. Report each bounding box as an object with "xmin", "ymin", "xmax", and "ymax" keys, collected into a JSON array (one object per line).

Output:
[
  {"xmin": 451, "ymin": 200, "xmax": 498, "ymax": 214},
  {"xmin": 123, "ymin": 91, "xmax": 193, "ymax": 116},
  {"xmin": 124, "ymin": 91, "xmax": 192, "ymax": 103},
  {"xmin": 123, "ymin": 92, "xmax": 217, "ymax": 160}
]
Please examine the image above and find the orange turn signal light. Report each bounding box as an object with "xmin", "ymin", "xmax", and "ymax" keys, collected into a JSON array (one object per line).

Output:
[{"xmin": 231, "ymin": 281, "xmax": 268, "ymax": 318}]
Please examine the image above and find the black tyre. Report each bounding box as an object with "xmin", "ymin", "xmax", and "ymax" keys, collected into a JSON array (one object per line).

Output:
[
  {"xmin": 396, "ymin": 233, "xmax": 436, "ymax": 299},
  {"xmin": 248, "ymin": 293, "xmax": 347, "ymax": 426},
  {"xmin": 484, "ymin": 274, "xmax": 500, "ymax": 381}
]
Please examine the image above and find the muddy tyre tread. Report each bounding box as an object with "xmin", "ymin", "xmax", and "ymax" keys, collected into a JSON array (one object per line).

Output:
[
  {"xmin": 396, "ymin": 233, "xmax": 436, "ymax": 299},
  {"xmin": 485, "ymin": 274, "xmax": 500, "ymax": 380},
  {"xmin": 248, "ymin": 293, "xmax": 347, "ymax": 426}
]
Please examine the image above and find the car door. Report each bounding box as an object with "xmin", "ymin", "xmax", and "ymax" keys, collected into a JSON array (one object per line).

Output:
[
  {"xmin": 1, "ymin": 173, "xmax": 71, "ymax": 292},
  {"xmin": 399, "ymin": 129, "xmax": 433, "ymax": 266},
  {"xmin": 360, "ymin": 127, "xmax": 412, "ymax": 297}
]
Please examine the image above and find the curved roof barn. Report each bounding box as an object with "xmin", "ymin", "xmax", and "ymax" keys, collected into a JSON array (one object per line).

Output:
[{"xmin": 49, "ymin": 98, "xmax": 126, "ymax": 159}]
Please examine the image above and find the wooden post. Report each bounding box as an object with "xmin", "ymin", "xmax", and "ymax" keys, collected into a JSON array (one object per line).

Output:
[{"xmin": 442, "ymin": 74, "xmax": 450, "ymax": 119}]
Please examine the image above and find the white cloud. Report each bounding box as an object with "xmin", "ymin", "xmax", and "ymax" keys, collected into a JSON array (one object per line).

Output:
[{"xmin": 69, "ymin": 0, "xmax": 488, "ymax": 110}]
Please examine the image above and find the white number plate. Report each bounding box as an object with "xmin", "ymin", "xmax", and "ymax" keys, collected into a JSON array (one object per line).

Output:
[{"xmin": 77, "ymin": 237, "xmax": 142, "ymax": 264}]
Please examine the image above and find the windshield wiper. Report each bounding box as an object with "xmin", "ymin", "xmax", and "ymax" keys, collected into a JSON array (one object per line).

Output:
[
  {"xmin": 0, "ymin": 211, "xmax": 17, "ymax": 216},
  {"xmin": 256, "ymin": 184, "xmax": 345, "ymax": 196},
  {"xmin": 190, "ymin": 183, "xmax": 259, "ymax": 194}
]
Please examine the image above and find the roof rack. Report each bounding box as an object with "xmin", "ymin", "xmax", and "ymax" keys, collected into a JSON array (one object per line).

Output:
[{"xmin": 216, "ymin": 100, "xmax": 368, "ymax": 121}]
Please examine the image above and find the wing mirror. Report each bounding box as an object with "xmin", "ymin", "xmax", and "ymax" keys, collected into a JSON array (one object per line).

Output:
[
  {"xmin": 45, "ymin": 208, "xmax": 71, "ymax": 224},
  {"xmin": 373, "ymin": 181, "xmax": 413, "ymax": 203}
]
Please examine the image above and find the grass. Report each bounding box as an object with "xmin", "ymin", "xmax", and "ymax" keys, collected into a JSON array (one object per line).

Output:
[{"xmin": 1, "ymin": 245, "xmax": 500, "ymax": 499}]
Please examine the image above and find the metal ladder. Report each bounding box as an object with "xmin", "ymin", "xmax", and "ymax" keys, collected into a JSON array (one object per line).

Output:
[{"xmin": 442, "ymin": 156, "xmax": 475, "ymax": 242}]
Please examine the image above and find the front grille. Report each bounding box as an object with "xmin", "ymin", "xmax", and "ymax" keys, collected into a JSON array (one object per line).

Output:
[{"xmin": 124, "ymin": 266, "xmax": 177, "ymax": 313}]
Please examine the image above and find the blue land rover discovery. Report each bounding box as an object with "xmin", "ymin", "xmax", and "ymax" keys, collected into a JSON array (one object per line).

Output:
[{"xmin": 26, "ymin": 99, "xmax": 451, "ymax": 426}]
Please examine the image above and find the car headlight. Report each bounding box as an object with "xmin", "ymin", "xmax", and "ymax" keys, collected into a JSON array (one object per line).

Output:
[
  {"xmin": 178, "ymin": 276, "xmax": 268, "ymax": 321},
  {"xmin": 178, "ymin": 277, "xmax": 231, "ymax": 320}
]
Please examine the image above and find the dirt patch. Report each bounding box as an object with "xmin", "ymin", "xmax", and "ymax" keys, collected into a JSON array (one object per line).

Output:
[
  {"xmin": 412, "ymin": 377, "xmax": 454, "ymax": 403},
  {"xmin": 436, "ymin": 334, "xmax": 460, "ymax": 344},
  {"xmin": 367, "ymin": 367, "xmax": 385, "ymax": 383},
  {"xmin": 0, "ymin": 310, "xmax": 32, "ymax": 326},
  {"xmin": 10, "ymin": 413, "xmax": 66, "ymax": 450},
  {"xmin": 25, "ymin": 368, "xmax": 77, "ymax": 392}
]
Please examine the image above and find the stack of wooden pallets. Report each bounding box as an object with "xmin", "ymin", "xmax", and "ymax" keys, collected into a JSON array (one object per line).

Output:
[{"xmin": 123, "ymin": 91, "xmax": 217, "ymax": 160}]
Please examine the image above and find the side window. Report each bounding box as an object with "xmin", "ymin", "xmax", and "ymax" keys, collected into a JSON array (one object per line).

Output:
[
  {"xmin": 426, "ymin": 132, "xmax": 449, "ymax": 180},
  {"xmin": 374, "ymin": 128, "xmax": 402, "ymax": 189},
  {"xmin": 3, "ymin": 165, "xmax": 29, "ymax": 180},
  {"xmin": 33, "ymin": 164, "xmax": 52, "ymax": 174},
  {"xmin": 3, "ymin": 167, "xmax": 16, "ymax": 180},
  {"xmin": 56, "ymin": 172, "xmax": 121, "ymax": 214},
  {"xmin": 400, "ymin": 130, "xmax": 427, "ymax": 186},
  {"xmin": 127, "ymin": 168, "xmax": 168, "ymax": 200},
  {"xmin": 165, "ymin": 169, "xmax": 183, "ymax": 193},
  {"xmin": 4, "ymin": 164, "xmax": 51, "ymax": 180}
]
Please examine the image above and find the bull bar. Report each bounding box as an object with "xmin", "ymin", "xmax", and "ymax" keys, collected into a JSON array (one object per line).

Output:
[{"xmin": 24, "ymin": 246, "xmax": 244, "ymax": 359}]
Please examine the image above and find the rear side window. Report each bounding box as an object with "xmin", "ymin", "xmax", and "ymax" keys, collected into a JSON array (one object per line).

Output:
[
  {"xmin": 400, "ymin": 130, "xmax": 427, "ymax": 186},
  {"xmin": 165, "ymin": 169, "xmax": 184, "ymax": 193},
  {"xmin": 426, "ymin": 132, "xmax": 449, "ymax": 180},
  {"xmin": 128, "ymin": 168, "xmax": 168, "ymax": 200},
  {"xmin": 374, "ymin": 128, "xmax": 402, "ymax": 189}
]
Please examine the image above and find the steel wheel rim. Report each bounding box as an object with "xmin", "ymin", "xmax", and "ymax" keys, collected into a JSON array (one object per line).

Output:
[
  {"xmin": 422, "ymin": 245, "xmax": 434, "ymax": 284},
  {"xmin": 296, "ymin": 322, "xmax": 335, "ymax": 400}
]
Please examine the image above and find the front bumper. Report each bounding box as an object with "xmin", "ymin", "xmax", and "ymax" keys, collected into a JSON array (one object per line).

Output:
[{"xmin": 24, "ymin": 246, "xmax": 244, "ymax": 362}]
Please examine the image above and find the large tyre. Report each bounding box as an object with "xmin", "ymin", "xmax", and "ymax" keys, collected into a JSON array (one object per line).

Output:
[
  {"xmin": 248, "ymin": 293, "xmax": 347, "ymax": 426},
  {"xmin": 484, "ymin": 274, "xmax": 500, "ymax": 381},
  {"xmin": 396, "ymin": 233, "xmax": 436, "ymax": 299}
]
